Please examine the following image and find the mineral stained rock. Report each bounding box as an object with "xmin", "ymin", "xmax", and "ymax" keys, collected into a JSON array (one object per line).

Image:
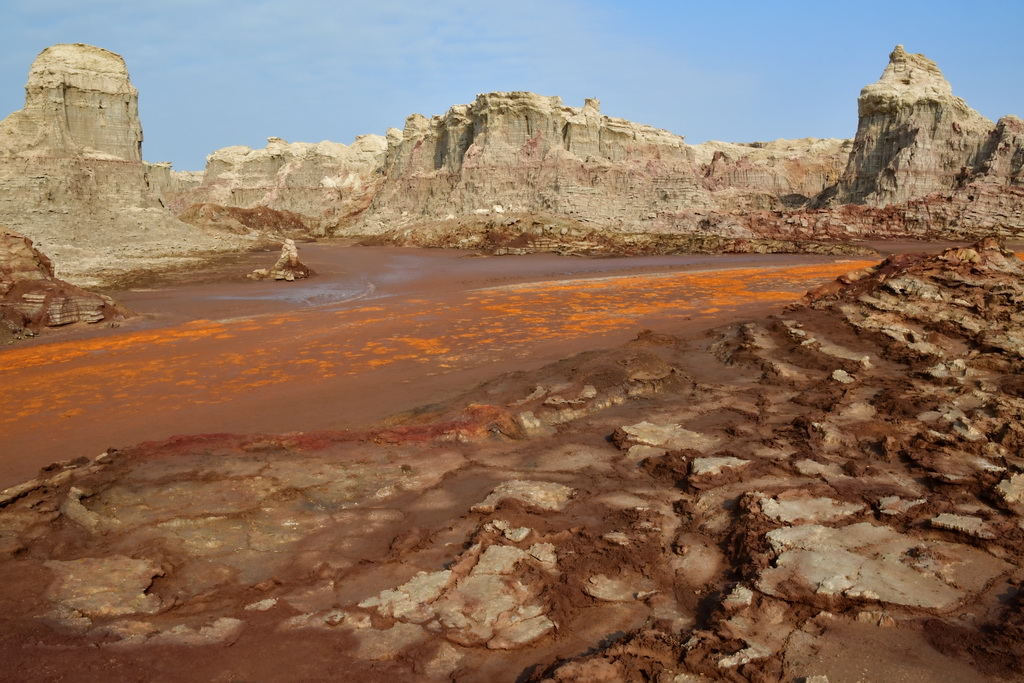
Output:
[
  {"xmin": 0, "ymin": 228, "xmax": 133, "ymax": 340},
  {"xmin": 3, "ymin": 43, "xmax": 1022, "ymax": 282},
  {"xmin": 0, "ymin": 44, "xmax": 248, "ymax": 285},
  {"xmin": 165, "ymin": 136, "xmax": 389, "ymax": 235},
  {"xmin": 3, "ymin": 239, "xmax": 1024, "ymax": 680}
]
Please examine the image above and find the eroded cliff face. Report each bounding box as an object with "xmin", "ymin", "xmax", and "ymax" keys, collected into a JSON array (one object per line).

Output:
[
  {"xmin": 175, "ymin": 93, "xmax": 847, "ymax": 240},
  {"xmin": 0, "ymin": 44, "xmax": 246, "ymax": 286},
  {"xmin": 4, "ymin": 43, "xmax": 1023, "ymax": 281},
  {"xmin": 0, "ymin": 43, "xmax": 142, "ymax": 160},
  {"xmin": 168, "ymin": 136, "xmax": 388, "ymax": 235},
  {"xmin": 835, "ymin": 45, "xmax": 999, "ymax": 207},
  {"xmin": 359, "ymin": 94, "xmax": 851, "ymax": 234},
  {"xmin": 171, "ymin": 45, "xmax": 1022, "ymax": 249}
]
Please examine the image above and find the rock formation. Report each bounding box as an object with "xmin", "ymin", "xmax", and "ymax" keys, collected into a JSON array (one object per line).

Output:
[
  {"xmin": 833, "ymin": 45, "xmax": 1020, "ymax": 207},
  {"xmin": 1, "ymin": 43, "xmax": 1021, "ymax": 283},
  {"xmin": 0, "ymin": 43, "xmax": 142, "ymax": 160},
  {"xmin": 166, "ymin": 135, "xmax": 388, "ymax": 235},
  {"xmin": 248, "ymin": 238, "xmax": 313, "ymax": 281},
  {"xmin": 178, "ymin": 203, "xmax": 312, "ymax": 239},
  {"xmin": 170, "ymin": 46, "xmax": 1023, "ymax": 252},
  {"xmin": 179, "ymin": 94, "xmax": 849, "ymax": 241},
  {"xmin": 0, "ymin": 44, "xmax": 247, "ymax": 286},
  {"xmin": 0, "ymin": 229, "xmax": 133, "ymax": 341},
  {"xmin": 3, "ymin": 239, "xmax": 1024, "ymax": 679}
]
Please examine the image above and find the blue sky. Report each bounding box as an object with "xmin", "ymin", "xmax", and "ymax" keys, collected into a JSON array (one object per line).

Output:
[{"xmin": 1, "ymin": 0, "xmax": 1022, "ymax": 171}]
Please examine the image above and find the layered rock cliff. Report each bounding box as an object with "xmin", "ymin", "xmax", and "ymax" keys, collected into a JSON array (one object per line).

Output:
[
  {"xmin": 355, "ymin": 94, "xmax": 848, "ymax": 234},
  {"xmin": 0, "ymin": 44, "xmax": 246, "ymax": 285},
  {"xmin": 833, "ymin": 45, "xmax": 1013, "ymax": 207},
  {"xmin": 180, "ymin": 94, "xmax": 848, "ymax": 239},
  {"xmin": 173, "ymin": 45, "xmax": 1022, "ymax": 250},
  {"xmin": 167, "ymin": 135, "xmax": 388, "ymax": 234},
  {"xmin": 3, "ymin": 43, "xmax": 1022, "ymax": 281}
]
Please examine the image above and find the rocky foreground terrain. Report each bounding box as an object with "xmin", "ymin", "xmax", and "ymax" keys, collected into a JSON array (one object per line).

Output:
[{"xmin": 1, "ymin": 238, "xmax": 1021, "ymax": 681}]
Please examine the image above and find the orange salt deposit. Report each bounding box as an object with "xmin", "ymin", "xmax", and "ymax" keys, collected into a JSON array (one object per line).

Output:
[{"xmin": 0, "ymin": 255, "xmax": 876, "ymax": 486}]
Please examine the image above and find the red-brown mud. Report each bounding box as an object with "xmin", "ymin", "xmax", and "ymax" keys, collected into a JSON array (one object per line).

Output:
[
  {"xmin": 4, "ymin": 240, "xmax": 1022, "ymax": 682},
  {"xmin": 0, "ymin": 245, "xmax": 882, "ymax": 488}
]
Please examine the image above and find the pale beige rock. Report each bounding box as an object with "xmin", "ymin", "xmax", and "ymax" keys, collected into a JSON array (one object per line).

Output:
[
  {"xmin": 472, "ymin": 545, "xmax": 530, "ymax": 575},
  {"xmin": 617, "ymin": 421, "xmax": 721, "ymax": 453},
  {"xmin": 0, "ymin": 44, "xmax": 248, "ymax": 285},
  {"xmin": 584, "ymin": 573, "xmax": 657, "ymax": 602},
  {"xmin": 471, "ymin": 480, "xmax": 575, "ymax": 513},
  {"xmin": 279, "ymin": 609, "xmax": 348, "ymax": 630},
  {"xmin": 58, "ymin": 487, "xmax": 103, "ymax": 532},
  {"xmin": 144, "ymin": 617, "xmax": 244, "ymax": 647},
  {"xmin": 487, "ymin": 614, "xmax": 556, "ymax": 649},
  {"xmin": 44, "ymin": 556, "xmax": 163, "ymax": 619},
  {"xmin": 875, "ymin": 496, "xmax": 926, "ymax": 516},
  {"xmin": 358, "ymin": 569, "xmax": 453, "ymax": 623},
  {"xmin": 690, "ymin": 456, "xmax": 750, "ymax": 476},
  {"xmin": 836, "ymin": 45, "xmax": 997, "ymax": 207},
  {"xmin": 830, "ymin": 369, "xmax": 855, "ymax": 384},
  {"xmin": 0, "ymin": 43, "xmax": 141, "ymax": 160},
  {"xmin": 930, "ymin": 513, "xmax": 994, "ymax": 539},
  {"xmin": 249, "ymin": 238, "xmax": 312, "ymax": 281},
  {"xmin": 759, "ymin": 496, "xmax": 864, "ymax": 524},
  {"xmin": 170, "ymin": 135, "xmax": 388, "ymax": 234},
  {"xmin": 757, "ymin": 523, "xmax": 1007, "ymax": 610},
  {"xmin": 244, "ymin": 597, "xmax": 278, "ymax": 612},
  {"xmin": 490, "ymin": 519, "xmax": 532, "ymax": 542},
  {"xmin": 527, "ymin": 543, "xmax": 558, "ymax": 566},
  {"xmin": 995, "ymin": 474, "xmax": 1024, "ymax": 507}
]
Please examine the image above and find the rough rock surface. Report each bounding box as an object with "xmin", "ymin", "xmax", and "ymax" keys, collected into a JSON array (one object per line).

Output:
[
  {"xmin": 3, "ymin": 43, "xmax": 1022, "ymax": 283},
  {"xmin": 177, "ymin": 203, "xmax": 312, "ymax": 240},
  {"xmin": 0, "ymin": 229, "xmax": 133, "ymax": 341},
  {"xmin": 835, "ymin": 45, "xmax": 1008, "ymax": 207},
  {"xmin": 0, "ymin": 44, "xmax": 248, "ymax": 285},
  {"xmin": 2, "ymin": 239, "xmax": 1024, "ymax": 680},
  {"xmin": 248, "ymin": 238, "xmax": 313, "ymax": 281},
  {"xmin": 167, "ymin": 46, "xmax": 1024, "ymax": 252},
  {"xmin": 164, "ymin": 136, "xmax": 389, "ymax": 234}
]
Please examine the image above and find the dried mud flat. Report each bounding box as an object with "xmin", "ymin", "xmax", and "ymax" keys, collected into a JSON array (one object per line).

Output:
[{"xmin": 2, "ymin": 241, "xmax": 1024, "ymax": 681}]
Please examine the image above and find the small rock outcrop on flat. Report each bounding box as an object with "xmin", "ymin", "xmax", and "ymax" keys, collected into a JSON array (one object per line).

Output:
[
  {"xmin": 3, "ymin": 239, "xmax": 1023, "ymax": 679},
  {"xmin": 248, "ymin": 239, "xmax": 313, "ymax": 281},
  {"xmin": 0, "ymin": 229, "xmax": 133, "ymax": 341},
  {"xmin": 0, "ymin": 44, "xmax": 248, "ymax": 286}
]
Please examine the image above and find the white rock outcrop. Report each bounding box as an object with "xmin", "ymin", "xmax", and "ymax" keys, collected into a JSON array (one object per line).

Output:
[
  {"xmin": 0, "ymin": 44, "xmax": 246, "ymax": 285},
  {"xmin": 835, "ymin": 45, "xmax": 1005, "ymax": 207}
]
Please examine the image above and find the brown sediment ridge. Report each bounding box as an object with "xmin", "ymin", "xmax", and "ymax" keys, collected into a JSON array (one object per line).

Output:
[{"xmin": 1, "ymin": 239, "xmax": 1022, "ymax": 681}]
